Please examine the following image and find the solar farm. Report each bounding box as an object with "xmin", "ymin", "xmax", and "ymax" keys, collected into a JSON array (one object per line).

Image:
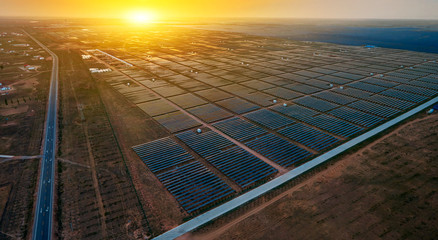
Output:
[{"xmin": 81, "ymin": 27, "xmax": 438, "ymax": 216}]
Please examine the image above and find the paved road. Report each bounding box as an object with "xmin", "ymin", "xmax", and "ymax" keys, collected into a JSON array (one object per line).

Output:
[
  {"xmin": 154, "ymin": 96, "xmax": 438, "ymax": 240},
  {"xmin": 23, "ymin": 30, "xmax": 58, "ymax": 240}
]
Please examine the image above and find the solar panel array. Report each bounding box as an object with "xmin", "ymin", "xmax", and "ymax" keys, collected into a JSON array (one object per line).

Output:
[
  {"xmin": 380, "ymin": 89, "xmax": 428, "ymax": 103},
  {"xmin": 246, "ymin": 134, "xmax": 313, "ymax": 167},
  {"xmin": 300, "ymin": 114, "xmax": 364, "ymax": 138},
  {"xmin": 132, "ymin": 137, "xmax": 193, "ymax": 173},
  {"xmin": 314, "ymin": 91, "xmax": 357, "ymax": 105},
  {"xmin": 328, "ymin": 107, "xmax": 384, "ymax": 128},
  {"xmin": 206, "ymin": 147, "xmax": 277, "ymax": 188},
  {"xmin": 271, "ymin": 104, "xmax": 318, "ymax": 121},
  {"xmin": 212, "ymin": 117, "xmax": 267, "ymax": 141},
  {"xmin": 293, "ymin": 96, "xmax": 340, "ymax": 112},
  {"xmin": 176, "ymin": 130, "xmax": 234, "ymax": 158},
  {"xmin": 243, "ymin": 109, "xmax": 295, "ymax": 130},
  {"xmin": 348, "ymin": 100, "xmax": 401, "ymax": 118},
  {"xmin": 96, "ymin": 28, "xmax": 438, "ymax": 215},
  {"xmin": 278, "ymin": 123, "xmax": 339, "ymax": 151},
  {"xmin": 157, "ymin": 161, "xmax": 235, "ymax": 213},
  {"xmin": 188, "ymin": 104, "xmax": 233, "ymax": 123},
  {"xmin": 154, "ymin": 111, "xmax": 201, "ymax": 133},
  {"xmin": 176, "ymin": 129, "xmax": 279, "ymax": 187}
]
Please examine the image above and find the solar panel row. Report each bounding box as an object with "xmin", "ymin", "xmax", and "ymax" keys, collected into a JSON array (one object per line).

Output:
[
  {"xmin": 157, "ymin": 161, "xmax": 235, "ymax": 213},
  {"xmin": 176, "ymin": 130, "xmax": 234, "ymax": 158},
  {"xmin": 380, "ymin": 89, "xmax": 428, "ymax": 103},
  {"xmin": 294, "ymin": 96, "xmax": 339, "ymax": 112},
  {"xmin": 361, "ymin": 78, "xmax": 399, "ymax": 88},
  {"xmin": 278, "ymin": 123, "xmax": 340, "ymax": 151},
  {"xmin": 244, "ymin": 109, "xmax": 295, "ymax": 130},
  {"xmin": 328, "ymin": 107, "xmax": 384, "ymax": 128},
  {"xmin": 246, "ymin": 134, "xmax": 312, "ymax": 167},
  {"xmin": 348, "ymin": 100, "xmax": 400, "ymax": 118},
  {"xmin": 177, "ymin": 129, "xmax": 280, "ymax": 187},
  {"xmin": 271, "ymin": 104, "xmax": 318, "ymax": 121},
  {"xmin": 394, "ymin": 84, "xmax": 437, "ymax": 97},
  {"xmin": 300, "ymin": 114, "xmax": 364, "ymax": 138},
  {"xmin": 314, "ymin": 91, "xmax": 357, "ymax": 105},
  {"xmin": 213, "ymin": 117, "xmax": 268, "ymax": 141},
  {"xmin": 188, "ymin": 103, "xmax": 233, "ymax": 123},
  {"xmin": 206, "ymin": 147, "xmax": 277, "ymax": 188},
  {"xmin": 348, "ymin": 81, "xmax": 386, "ymax": 93},
  {"xmin": 367, "ymin": 95, "xmax": 415, "ymax": 110},
  {"xmin": 132, "ymin": 137, "xmax": 194, "ymax": 173},
  {"xmin": 408, "ymin": 80, "xmax": 438, "ymax": 90}
]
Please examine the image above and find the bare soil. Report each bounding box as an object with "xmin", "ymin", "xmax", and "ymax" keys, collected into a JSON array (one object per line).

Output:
[
  {"xmin": 54, "ymin": 48, "xmax": 154, "ymax": 239},
  {"xmin": 0, "ymin": 184, "xmax": 12, "ymax": 218},
  {"xmin": 0, "ymin": 159, "xmax": 39, "ymax": 239},
  {"xmin": 0, "ymin": 27, "xmax": 48, "ymax": 239}
]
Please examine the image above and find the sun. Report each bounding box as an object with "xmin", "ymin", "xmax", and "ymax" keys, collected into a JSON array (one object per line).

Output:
[{"xmin": 126, "ymin": 11, "xmax": 156, "ymax": 25}]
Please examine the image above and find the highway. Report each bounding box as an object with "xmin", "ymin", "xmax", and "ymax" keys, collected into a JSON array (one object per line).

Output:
[{"xmin": 23, "ymin": 30, "xmax": 58, "ymax": 240}]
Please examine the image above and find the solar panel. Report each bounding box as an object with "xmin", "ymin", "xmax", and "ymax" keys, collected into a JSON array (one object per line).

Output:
[
  {"xmin": 293, "ymin": 96, "xmax": 339, "ymax": 112},
  {"xmin": 348, "ymin": 100, "xmax": 400, "ymax": 118},
  {"xmin": 394, "ymin": 85, "xmax": 437, "ymax": 97},
  {"xmin": 328, "ymin": 107, "xmax": 384, "ymax": 128},
  {"xmin": 331, "ymin": 71, "xmax": 364, "ymax": 80},
  {"xmin": 314, "ymin": 91, "xmax": 357, "ymax": 105},
  {"xmin": 263, "ymin": 87, "xmax": 303, "ymax": 100},
  {"xmin": 241, "ymin": 92, "xmax": 275, "ymax": 107},
  {"xmin": 195, "ymin": 88, "xmax": 233, "ymax": 102},
  {"xmin": 137, "ymin": 99, "xmax": 178, "ymax": 117},
  {"xmin": 317, "ymin": 75, "xmax": 352, "ymax": 84},
  {"xmin": 157, "ymin": 161, "xmax": 235, "ymax": 213},
  {"xmin": 332, "ymin": 87, "xmax": 372, "ymax": 100},
  {"xmin": 278, "ymin": 123, "xmax": 340, "ymax": 151},
  {"xmin": 216, "ymin": 97, "xmax": 260, "ymax": 114},
  {"xmin": 132, "ymin": 137, "xmax": 194, "ymax": 173},
  {"xmin": 176, "ymin": 130, "xmax": 234, "ymax": 158},
  {"xmin": 271, "ymin": 104, "xmax": 318, "ymax": 121},
  {"xmin": 300, "ymin": 114, "xmax": 364, "ymax": 138},
  {"xmin": 361, "ymin": 78, "xmax": 399, "ymax": 88},
  {"xmin": 206, "ymin": 146, "xmax": 277, "ymax": 188},
  {"xmin": 168, "ymin": 93, "xmax": 208, "ymax": 109},
  {"xmin": 244, "ymin": 109, "xmax": 295, "ymax": 130},
  {"xmin": 213, "ymin": 117, "xmax": 268, "ymax": 141},
  {"xmin": 380, "ymin": 89, "xmax": 428, "ymax": 103},
  {"xmin": 246, "ymin": 134, "xmax": 312, "ymax": 167},
  {"xmin": 154, "ymin": 111, "xmax": 201, "ymax": 133},
  {"xmin": 367, "ymin": 95, "xmax": 415, "ymax": 110},
  {"xmin": 294, "ymin": 79, "xmax": 332, "ymax": 89},
  {"xmin": 347, "ymin": 81, "xmax": 386, "ymax": 93},
  {"xmin": 408, "ymin": 80, "xmax": 438, "ymax": 91},
  {"xmin": 284, "ymin": 83, "xmax": 323, "ymax": 94},
  {"xmin": 188, "ymin": 104, "xmax": 233, "ymax": 123}
]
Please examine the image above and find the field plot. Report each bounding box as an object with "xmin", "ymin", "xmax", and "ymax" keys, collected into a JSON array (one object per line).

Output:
[
  {"xmin": 54, "ymin": 24, "xmax": 438, "ymax": 235},
  {"xmin": 46, "ymin": 48, "xmax": 153, "ymax": 239},
  {"xmin": 0, "ymin": 28, "xmax": 49, "ymax": 155},
  {"xmin": 0, "ymin": 27, "xmax": 49, "ymax": 239}
]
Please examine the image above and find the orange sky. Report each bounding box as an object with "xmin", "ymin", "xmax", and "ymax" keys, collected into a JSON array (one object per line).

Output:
[{"xmin": 1, "ymin": 0, "xmax": 438, "ymax": 20}]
